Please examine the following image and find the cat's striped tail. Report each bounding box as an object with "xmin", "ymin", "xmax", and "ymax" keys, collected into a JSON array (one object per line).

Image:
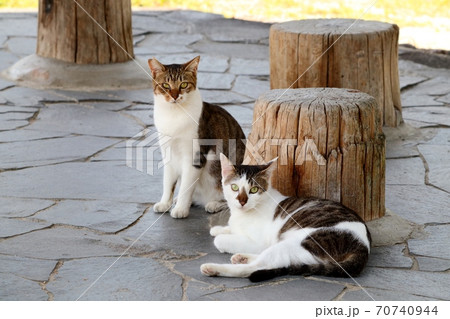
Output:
[{"xmin": 249, "ymin": 253, "xmax": 368, "ymax": 282}]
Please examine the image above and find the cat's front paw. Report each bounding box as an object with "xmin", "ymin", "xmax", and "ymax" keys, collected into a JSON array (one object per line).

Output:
[
  {"xmin": 210, "ymin": 226, "xmax": 230, "ymax": 237},
  {"xmin": 170, "ymin": 206, "xmax": 190, "ymax": 219},
  {"xmin": 200, "ymin": 263, "xmax": 220, "ymax": 277},
  {"xmin": 231, "ymin": 253, "xmax": 256, "ymax": 264},
  {"xmin": 153, "ymin": 201, "xmax": 172, "ymax": 213}
]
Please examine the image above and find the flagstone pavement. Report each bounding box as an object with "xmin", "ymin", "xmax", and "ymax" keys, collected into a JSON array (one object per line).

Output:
[{"xmin": 0, "ymin": 10, "xmax": 449, "ymax": 301}]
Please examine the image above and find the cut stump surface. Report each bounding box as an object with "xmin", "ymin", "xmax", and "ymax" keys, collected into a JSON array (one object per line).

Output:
[{"xmin": 270, "ymin": 19, "xmax": 402, "ymax": 127}]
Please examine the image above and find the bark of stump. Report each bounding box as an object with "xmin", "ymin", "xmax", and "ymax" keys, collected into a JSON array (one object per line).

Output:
[
  {"xmin": 245, "ymin": 88, "xmax": 385, "ymax": 221},
  {"xmin": 270, "ymin": 19, "xmax": 402, "ymax": 127},
  {"xmin": 37, "ymin": 0, "xmax": 134, "ymax": 64}
]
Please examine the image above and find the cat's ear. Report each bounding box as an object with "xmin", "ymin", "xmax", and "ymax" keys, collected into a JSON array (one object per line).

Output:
[
  {"xmin": 260, "ymin": 157, "xmax": 278, "ymax": 176},
  {"xmin": 148, "ymin": 58, "xmax": 166, "ymax": 78},
  {"xmin": 220, "ymin": 153, "xmax": 235, "ymax": 180},
  {"xmin": 183, "ymin": 56, "xmax": 200, "ymax": 74}
]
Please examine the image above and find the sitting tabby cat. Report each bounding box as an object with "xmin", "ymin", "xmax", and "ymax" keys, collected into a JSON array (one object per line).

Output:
[
  {"xmin": 148, "ymin": 56, "xmax": 246, "ymax": 218},
  {"xmin": 200, "ymin": 154, "xmax": 371, "ymax": 282}
]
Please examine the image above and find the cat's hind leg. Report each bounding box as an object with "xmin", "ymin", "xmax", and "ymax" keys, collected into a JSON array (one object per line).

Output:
[
  {"xmin": 205, "ymin": 200, "xmax": 228, "ymax": 214},
  {"xmin": 201, "ymin": 263, "xmax": 259, "ymax": 278}
]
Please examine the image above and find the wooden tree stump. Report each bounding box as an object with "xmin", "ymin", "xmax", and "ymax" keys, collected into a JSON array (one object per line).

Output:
[
  {"xmin": 270, "ymin": 19, "xmax": 402, "ymax": 127},
  {"xmin": 245, "ymin": 88, "xmax": 385, "ymax": 221},
  {"xmin": 37, "ymin": 0, "xmax": 134, "ymax": 64}
]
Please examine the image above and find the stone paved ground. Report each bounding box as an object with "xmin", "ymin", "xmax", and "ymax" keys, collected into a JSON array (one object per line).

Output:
[{"xmin": 0, "ymin": 10, "xmax": 449, "ymax": 301}]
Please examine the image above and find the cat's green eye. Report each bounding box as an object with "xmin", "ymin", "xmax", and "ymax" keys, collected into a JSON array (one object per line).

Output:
[
  {"xmin": 161, "ymin": 83, "xmax": 170, "ymax": 89},
  {"xmin": 231, "ymin": 184, "xmax": 239, "ymax": 192},
  {"xmin": 180, "ymin": 82, "xmax": 188, "ymax": 89},
  {"xmin": 249, "ymin": 186, "xmax": 259, "ymax": 194}
]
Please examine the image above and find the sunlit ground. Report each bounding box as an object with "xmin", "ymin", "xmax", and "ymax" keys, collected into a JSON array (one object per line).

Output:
[{"xmin": 1, "ymin": 0, "xmax": 449, "ymax": 50}]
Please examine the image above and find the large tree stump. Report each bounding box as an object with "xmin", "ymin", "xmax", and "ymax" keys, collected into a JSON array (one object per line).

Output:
[
  {"xmin": 245, "ymin": 88, "xmax": 385, "ymax": 221},
  {"xmin": 37, "ymin": 0, "xmax": 134, "ymax": 64},
  {"xmin": 270, "ymin": 19, "xmax": 402, "ymax": 127}
]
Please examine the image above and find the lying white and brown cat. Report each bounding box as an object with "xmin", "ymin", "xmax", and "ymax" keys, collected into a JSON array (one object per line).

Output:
[
  {"xmin": 201, "ymin": 154, "xmax": 371, "ymax": 282},
  {"xmin": 148, "ymin": 56, "xmax": 246, "ymax": 218}
]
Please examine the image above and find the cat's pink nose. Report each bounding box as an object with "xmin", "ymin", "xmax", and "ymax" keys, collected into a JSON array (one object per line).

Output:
[{"xmin": 239, "ymin": 199, "xmax": 246, "ymax": 206}]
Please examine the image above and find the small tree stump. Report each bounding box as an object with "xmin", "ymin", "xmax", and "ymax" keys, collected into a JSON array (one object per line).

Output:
[
  {"xmin": 270, "ymin": 19, "xmax": 402, "ymax": 127},
  {"xmin": 245, "ymin": 88, "xmax": 385, "ymax": 221},
  {"xmin": 37, "ymin": 0, "xmax": 134, "ymax": 64}
]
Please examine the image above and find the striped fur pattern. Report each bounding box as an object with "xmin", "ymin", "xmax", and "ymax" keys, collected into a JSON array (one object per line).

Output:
[
  {"xmin": 200, "ymin": 154, "xmax": 371, "ymax": 281},
  {"xmin": 148, "ymin": 56, "xmax": 245, "ymax": 218}
]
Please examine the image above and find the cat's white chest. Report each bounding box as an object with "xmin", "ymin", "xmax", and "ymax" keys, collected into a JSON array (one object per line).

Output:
[{"xmin": 153, "ymin": 90, "xmax": 202, "ymax": 138}]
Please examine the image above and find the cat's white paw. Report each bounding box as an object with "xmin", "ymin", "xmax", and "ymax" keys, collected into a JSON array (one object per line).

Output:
[
  {"xmin": 231, "ymin": 253, "xmax": 250, "ymax": 264},
  {"xmin": 153, "ymin": 201, "xmax": 172, "ymax": 213},
  {"xmin": 205, "ymin": 201, "xmax": 227, "ymax": 214},
  {"xmin": 170, "ymin": 206, "xmax": 190, "ymax": 219},
  {"xmin": 210, "ymin": 226, "xmax": 230, "ymax": 237},
  {"xmin": 200, "ymin": 263, "xmax": 219, "ymax": 277}
]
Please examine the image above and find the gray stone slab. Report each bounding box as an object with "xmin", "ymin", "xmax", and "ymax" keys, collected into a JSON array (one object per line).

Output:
[
  {"xmin": 0, "ymin": 105, "xmax": 37, "ymax": 114},
  {"xmin": 326, "ymin": 267, "xmax": 450, "ymax": 300},
  {"xmin": 195, "ymin": 18, "xmax": 270, "ymax": 43},
  {"xmin": 107, "ymin": 89, "xmax": 153, "ymax": 104},
  {"xmin": 140, "ymin": 33, "xmax": 203, "ymax": 48},
  {"xmin": 122, "ymin": 109, "xmax": 154, "ymax": 127},
  {"xmin": 229, "ymin": 58, "xmax": 269, "ymax": 75},
  {"xmin": 0, "ymin": 135, "xmax": 115, "ymax": 169},
  {"xmin": 185, "ymin": 280, "xmax": 223, "ymax": 301},
  {"xmin": 199, "ymin": 277, "xmax": 344, "ymax": 301},
  {"xmin": 0, "ymin": 218, "xmax": 51, "ymax": 238},
  {"xmin": 197, "ymin": 72, "xmax": 235, "ymax": 90},
  {"xmin": 385, "ymin": 139, "xmax": 420, "ymax": 159},
  {"xmin": 0, "ymin": 128, "xmax": 68, "ymax": 143},
  {"xmin": 0, "ymin": 197, "xmax": 55, "ymax": 218},
  {"xmin": 407, "ymin": 76, "xmax": 450, "ymax": 96},
  {"xmin": 81, "ymin": 101, "xmax": 132, "ymax": 112},
  {"xmin": 0, "ymin": 16, "xmax": 37, "ymax": 37},
  {"xmin": 0, "ymin": 119, "xmax": 29, "ymax": 130},
  {"xmin": 426, "ymin": 129, "xmax": 450, "ymax": 145},
  {"xmin": 401, "ymin": 92, "xmax": 443, "ymax": 107},
  {"xmin": 120, "ymin": 206, "xmax": 215, "ymax": 255},
  {"xmin": 368, "ymin": 244, "xmax": 413, "ymax": 268},
  {"xmin": 386, "ymin": 157, "xmax": 425, "ymax": 185},
  {"xmin": 164, "ymin": 10, "xmax": 224, "ymax": 22},
  {"xmin": 221, "ymin": 105, "xmax": 254, "ymax": 127},
  {"xmin": 0, "ymin": 255, "xmax": 57, "ymax": 282},
  {"xmin": 51, "ymin": 90, "xmax": 120, "ymax": 102},
  {"xmin": 385, "ymin": 185, "xmax": 450, "ymax": 224},
  {"xmin": 0, "ymin": 77, "xmax": 14, "ymax": 90},
  {"xmin": 341, "ymin": 287, "xmax": 438, "ymax": 301},
  {"xmin": 232, "ymin": 75, "xmax": 270, "ymax": 100},
  {"xmin": 0, "ymin": 162, "xmax": 162, "ymax": 203},
  {"xmin": 5, "ymin": 36, "xmax": 36, "ymax": 56},
  {"xmin": 0, "ymin": 112, "xmax": 34, "ymax": 122},
  {"xmin": 418, "ymin": 144, "xmax": 450, "ymax": 192},
  {"xmin": 200, "ymin": 89, "xmax": 253, "ymax": 105},
  {"xmin": 35, "ymin": 200, "xmax": 147, "ymax": 233},
  {"xmin": 0, "ymin": 86, "xmax": 69, "ymax": 106},
  {"xmin": 399, "ymin": 75, "xmax": 428, "ymax": 90},
  {"xmin": 409, "ymin": 225, "xmax": 450, "ymax": 260},
  {"xmin": 0, "ymin": 50, "xmax": 19, "ymax": 69},
  {"xmin": 403, "ymin": 106, "xmax": 450, "ymax": 127},
  {"xmin": 0, "ymin": 273, "xmax": 48, "ymax": 301},
  {"xmin": 28, "ymin": 103, "xmax": 143, "ymax": 137},
  {"xmin": 192, "ymin": 40, "xmax": 269, "ymax": 60},
  {"xmin": 131, "ymin": 15, "xmax": 187, "ymax": 34},
  {"xmin": 436, "ymin": 92, "xmax": 450, "ymax": 104},
  {"xmin": 0, "ymin": 227, "xmax": 136, "ymax": 259},
  {"xmin": 416, "ymin": 257, "xmax": 450, "ymax": 272},
  {"xmin": 47, "ymin": 256, "xmax": 183, "ymax": 301}
]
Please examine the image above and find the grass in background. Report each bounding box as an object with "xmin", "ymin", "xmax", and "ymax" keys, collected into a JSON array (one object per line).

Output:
[{"xmin": 1, "ymin": 0, "xmax": 448, "ymax": 32}]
